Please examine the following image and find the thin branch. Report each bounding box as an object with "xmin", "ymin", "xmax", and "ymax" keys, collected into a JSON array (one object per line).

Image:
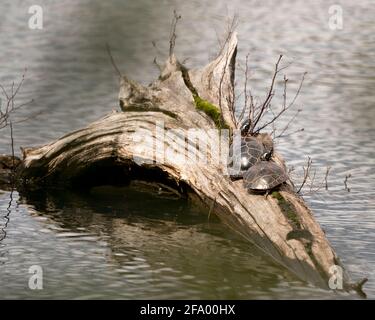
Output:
[
  {"xmin": 0, "ymin": 72, "xmax": 33, "ymax": 243},
  {"xmin": 283, "ymin": 74, "xmax": 287, "ymax": 110},
  {"xmin": 151, "ymin": 40, "xmax": 163, "ymax": 57},
  {"xmin": 289, "ymin": 71, "xmax": 307, "ymax": 109},
  {"xmin": 275, "ymin": 127, "xmax": 304, "ymax": 139},
  {"xmin": 344, "ymin": 173, "xmax": 351, "ymax": 192},
  {"xmin": 0, "ymin": 122, "xmax": 16, "ymax": 242},
  {"xmin": 297, "ymin": 157, "xmax": 312, "ymax": 194},
  {"xmin": 309, "ymin": 169, "xmax": 317, "ymax": 193},
  {"xmin": 105, "ymin": 43, "xmax": 122, "ymax": 78},
  {"xmin": 325, "ymin": 166, "xmax": 331, "ymax": 190},
  {"xmin": 296, "ymin": 159, "xmax": 332, "ymax": 195},
  {"xmin": 254, "ymin": 71, "xmax": 307, "ymax": 134},
  {"xmin": 0, "ymin": 70, "xmax": 34, "ymax": 130},
  {"xmin": 9, "ymin": 121, "xmax": 17, "ymax": 186},
  {"xmin": 251, "ymin": 55, "xmax": 283, "ymax": 132},
  {"xmin": 169, "ymin": 10, "xmax": 181, "ymax": 60},
  {"xmin": 10, "ymin": 110, "xmax": 42, "ymax": 125},
  {"xmin": 153, "ymin": 57, "xmax": 162, "ymax": 73},
  {"xmin": 237, "ymin": 53, "xmax": 252, "ymax": 127},
  {"xmin": 274, "ymin": 108, "xmax": 303, "ymax": 138}
]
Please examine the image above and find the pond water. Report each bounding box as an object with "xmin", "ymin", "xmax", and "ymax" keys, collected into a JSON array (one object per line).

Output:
[{"xmin": 0, "ymin": 0, "xmax": 374, "ymax": 299}]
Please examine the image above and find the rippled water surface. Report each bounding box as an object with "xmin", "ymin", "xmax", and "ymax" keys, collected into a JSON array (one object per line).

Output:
[{"xmin": 1, "ymin": 0, "xmax": 374, "ymax": 299}]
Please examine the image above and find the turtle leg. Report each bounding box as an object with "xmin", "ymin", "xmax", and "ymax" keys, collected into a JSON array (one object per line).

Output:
[{"xmin": 264, "ymin": 190, "xmax": 269, "ymax": 199}]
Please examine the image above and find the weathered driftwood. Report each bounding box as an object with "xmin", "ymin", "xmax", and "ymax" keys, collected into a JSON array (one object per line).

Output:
[{"xmin": 7, "ymin": 33, "xmax": 365, "ymax": 296}]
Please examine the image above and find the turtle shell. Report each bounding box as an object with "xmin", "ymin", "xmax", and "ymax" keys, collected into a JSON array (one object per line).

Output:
[
  {"xmin": 243, "ymin": 161, "xmax": 288, "ymax": 191},
  {"xmin": 227, "ymin": 136, "xmax": 264, "ymax": 178}
]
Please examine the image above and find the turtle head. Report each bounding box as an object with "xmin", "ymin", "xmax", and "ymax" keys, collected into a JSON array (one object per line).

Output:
[
  {"xmin": 240, "ymin": 120, "xmax": 251, "ymax": 136},
  {"xmin": 257, "ymin": 133, "xmax": 274, "ymax": 153},
  {"xmin": 261, "ymin": 146, "xmax": 273, "ymax": 161}
]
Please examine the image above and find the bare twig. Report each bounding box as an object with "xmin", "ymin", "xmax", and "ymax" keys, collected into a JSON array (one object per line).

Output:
[
  {"xmin": 276, "ymin": 128, "xmax": 304, "ymax": 139},
  {"xmin": 0, "ymin": 70, "xmax": 35, "ymax": 130},
  {"xmin": 254, "ymin": 71, "xmax": 307, "ymax": 134},
  {"xmin": 8, "ymin": 110, "xmax": 42, "ymax": 126},
  {"xmin": 1, "ymin": 71, "xmax": 35, "ymax": 243},
  {"xmin": 325, "ymin": 166, "xmax": 331, "ymax": 190},
  {"xmin": 283, "ymin": 75, "xmax": 287, "ymax": 110},
  {"xmin": 309, "ymin": 169, "xmax": 317, "ymax": 193},
  {"xmin": 296, "ymin": 159, "xmax": 332, "ymax": 195},
  {"xmin": 0, "ymin": 122, "xmax": 16, "ymax": 242},
  {"xmin": 237, "ymin": 53, "xmax": 254, "ymax": 128},
  {"xmin": 344, "ymin": 174, "xmax": 351, "ymax": 192},
  {"xmin": 250, "ymin": 55, "xmax": 283, "ymax": 133},
  {"xmin": 232, "ymin": 51, "xmax": 306, "ymax": 140},
  {"xmin": 169, "ymin": 10, "xmax": 181, "ymax": 60},
  {"xmin": 297, "ymin": 156, "xmax": 312, "ymax": 194},
  {"xmin": 151, "ymin": 41, "xmax": 163, "ymax": 73},
  {"xmin": 274, "ymin": 108, "xmax": 303, "ymax": 138},
  {"xmin": 151, "ymin": 40, "xmax": 163, "ymax": 57},
  {"xmin": 153, "ymin": 57, "xmax": 162, "ymax": 73},
  {"xmin": 105, "ymin": 43, "xmax": 122, "ymax": 78},
  {"xmin": 9, "ymin": 122, "xmax": 15, "ymax": 181}
]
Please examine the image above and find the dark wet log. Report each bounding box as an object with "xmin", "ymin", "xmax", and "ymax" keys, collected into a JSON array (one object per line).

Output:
[
  {"xmin": 4, "ymin": 33, "xmax": 365, "ymax": 296},
  {"xmin": 0, "ymin": 154, "xmax": 21, "ymax": 190}
]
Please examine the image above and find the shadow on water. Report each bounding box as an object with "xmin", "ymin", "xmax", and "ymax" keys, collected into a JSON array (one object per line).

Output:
[{"xmin": 0, "ymin": 185, "xmax": 333, "ymax": 299}]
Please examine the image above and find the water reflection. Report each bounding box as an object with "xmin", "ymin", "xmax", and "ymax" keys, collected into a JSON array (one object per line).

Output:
[{"xmin": 0, "ymin": 187, "xmax": 339, "ymax": 299}]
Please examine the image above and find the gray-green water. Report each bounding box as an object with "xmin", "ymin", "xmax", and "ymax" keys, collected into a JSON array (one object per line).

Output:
[{"xmin": 1, "ymin": 0, "xmax": 374, "ymax": 299}]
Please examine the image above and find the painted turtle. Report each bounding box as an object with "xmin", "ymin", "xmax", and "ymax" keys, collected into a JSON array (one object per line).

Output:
[
  {"xmin": 227, "ymin": 136, "xmax": 265, "ymax": 178},
  {"xmin": 239, "ymin": 120, "xmax": 274, "ymax": 157},
  {"xmin": 243, "ymin": 161, "xmax": 288, "ymax": 192}
]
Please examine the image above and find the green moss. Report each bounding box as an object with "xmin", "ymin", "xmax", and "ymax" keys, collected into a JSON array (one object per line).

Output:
[
  {"xmin": 286, "ymin": 229, "xmax": 313, "ymax": 241},
  {"xmin": 272, "ymin": 191, "xmax": 301, "ymax": 229},
  {"xmin": 178, "ymin": 63, "xmax": 229, "ymax": 129},
  {"xmin": 303, "ymin": 241, "xmax": 327, "ymax": 280},
  {"xmin": 271, "ymin": 192, "xmax": 325, "ymax": 277},
  {"xmin": 271, "ymin": 191, "xmax": 283, "ymax": 201},
  {"xmin": 193, "ymin": 94, "xmax": 229, "ymax": 129}
]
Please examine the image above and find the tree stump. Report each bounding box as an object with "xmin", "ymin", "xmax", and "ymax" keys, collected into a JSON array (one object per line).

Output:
[{"xmin": 13, "ymin": 33, "xmax": 366, "ymax": 296}]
